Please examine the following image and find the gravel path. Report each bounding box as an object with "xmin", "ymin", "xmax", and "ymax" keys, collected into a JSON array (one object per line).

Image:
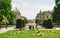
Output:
[
  {"xmin": 0, "ymin": 26, "xmax": 15, "ymax": 34},
  {"xmin": 0, "ymin": 26, "xmax": 60, "ymax": 34}
]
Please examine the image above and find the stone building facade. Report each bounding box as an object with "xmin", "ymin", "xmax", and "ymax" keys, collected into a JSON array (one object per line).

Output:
[
  {"xmin": 36, "ymin": 10, "xmax": 52, "ymax": 24},
  {"xmin": 42, "ymin": 11, "xmax": 52, "ymax": 20},
  {"xmin": 14, "ymin": 8, "xmax": 21, "ymax": 19}
]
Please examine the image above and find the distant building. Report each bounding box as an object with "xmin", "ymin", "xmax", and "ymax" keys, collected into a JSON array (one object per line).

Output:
[
  {"xmin": 21, "ymin": 16, "xmax": 26, "ymax": 19},
  {"xmin": 36, "ymin": 10, "xmax": 42, "ymax": 24},
  {"xmin": 26, "ymin": 19, "xmax": 36, "ymax": 30},
  {"xmin": 36, "ymin": 10, "xmax": 52, "ymax": 24},
  {"xmin": 14, "ymin": 8, "xmax": 21, "ymax": 19},
  {"xmin": 13, "ymin": 8, "xmax": 21, "ymax": 24},
  {"xmin": 42, "ymin": 11, "xmax": 52, "ymax": 20}
]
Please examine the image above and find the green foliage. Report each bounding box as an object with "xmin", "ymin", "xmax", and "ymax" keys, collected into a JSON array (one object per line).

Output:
[
  {"xmin": 16, "ymin": 19, "xmax": 25, "ymax": 28},
  {"xmin": 1, "ymin": 15, "xmax": 9, "ymax": 25},
  {"xmin": 0, "ymin": 14, "xmax": 9, "ymax": 28},
  {"xmin": 16, "ymin": 19, "xmax": 23, "ymax": 29},
  {"xmin": 0, "ymin": 15, "xmax": 3, "ymax": 22},
  {"xmin": 43, "ymin": 19, "xmax": 53, "ymax": 29},
  {"xmin": 55, "ymin": 0, "xmax": 60, "ymax": 4},
  {"xmin": 16, "ymin": 18, "xmax": 28, "ymax": 29},
  {"xmin": 22, "ymin": 20, "xmax": 25, "ymax": 27},
  {"xmin": 35, "ymin": 18, "xmax": 39, "ymax": 24},
  {"xmin": 42, "ymin": 20, "xmax": 47, "ymax": 27},
  {"xmin": 0, "ymin": 14, "xmax": 9, "ymax": 25},
  {"xmin": 53, "ymin": 0, "xmax": 60, "ymax": 23},
  {"xmin": 0, "ymin": 0, "xmax": 11, "ymax": 10},
  {"xmin": 24, "ymin": 17, "xmax": 28, "ymax": 24},
  {"xmin": 0, "ymin": 0, "xmax": 16, "ymax": 26},
  {"xmin": 35, "ymin": 18, "xmax": 41, "ymax": 25},
  {"xmin": 6, "ymin": 11, "xmax": 16, "ymax": 25}
]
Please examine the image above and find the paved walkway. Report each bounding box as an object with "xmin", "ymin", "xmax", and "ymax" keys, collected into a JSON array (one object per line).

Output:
[
  {"xmin": 0, "ymin": 26, "xmax": 60, "ymax": 34},
  {"xmin": 0, "ymin": 26, "xmax": 15, "ymax": 34}
]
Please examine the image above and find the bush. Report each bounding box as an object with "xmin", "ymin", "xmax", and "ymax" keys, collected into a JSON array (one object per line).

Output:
[
  {"xmin": 16, "ymin": 19, "xmax": 23, "ymax": 29},
  {"xmin": 42, "ymin": 19, "xmax": 53, "ymax": 29},
  {"xmin": 16, "ymin": 19, "xmax": 26, "ymax": 29},
  {"xmin": 22, "ymin": 20, "xmax": 25, "ymax": 27},
  {"xmin": 42, "ymin": 20, "xmax": 47, "ymax": 27}
]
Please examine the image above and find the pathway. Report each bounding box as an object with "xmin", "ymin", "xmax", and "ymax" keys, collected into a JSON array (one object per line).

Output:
[{"xmin": 0, "ymin": 26, "xmax": 15, "ymax": 34}]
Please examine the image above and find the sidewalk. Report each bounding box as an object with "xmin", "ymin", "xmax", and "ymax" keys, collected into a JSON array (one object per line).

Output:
[
  {"xmin": 0, "ymin": 26, "xmax": 60, "ymax": 34},
  {"xmin": 0, "ymin": 26, "xmax": 15, "ymax": 34}
]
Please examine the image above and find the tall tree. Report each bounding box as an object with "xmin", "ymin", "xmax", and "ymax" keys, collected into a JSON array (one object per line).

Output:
[
  {"xmin": 53, "ymin": 0, "xmax": 60, "ymax": 23},
  {"xmin": 0, "ymin": 0, "xmax": 16, "ymax": 25}
]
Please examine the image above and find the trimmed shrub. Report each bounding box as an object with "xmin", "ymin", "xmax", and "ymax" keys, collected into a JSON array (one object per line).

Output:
[
  {"xmin": 42, "ymin": 20, "xmax": 47, "ymax": 27},
  {"xmin": 16, "ymin": 19, "xmax": 26, "ymax": 29},
  {"xmin": 16, "ymin": 19, "xmax": 23, "ymax": 29},
  {"xmin": 29, "ymin": 26, "xmax": 31, "ymax": 30},
  {"xmin": 22, "ymin": 20, "xmax": 25, "ymax": 27},
  {"xmin": 42, "ymin": 19, "xmax": 53, "ymax": 29}
]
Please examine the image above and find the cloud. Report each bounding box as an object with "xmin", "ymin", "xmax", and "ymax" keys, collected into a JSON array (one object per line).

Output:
[
  {"xmin": 21, "ymin": 1, "xmax": 37, "ymax": 19},
  {"xmin": 37, "ymin": 5, "xmax": 54, "ymax": 11},
  {"xmin": 12, "ymin": 0, "xmax": 55, "ymax": 20},
  {"xmin": 12, "ymin": 1, "xmax": 35, "ymax": 19}
]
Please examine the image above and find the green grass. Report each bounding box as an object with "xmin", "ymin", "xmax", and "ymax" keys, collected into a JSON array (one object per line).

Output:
[{"xmin": 0, "ymin": 30, "xmax": 60, "ymax": 38}]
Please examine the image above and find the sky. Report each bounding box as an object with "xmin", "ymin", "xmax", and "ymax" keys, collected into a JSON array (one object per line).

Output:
[{"xmin": 12, "ymin": 0, "xmax": 55, "ymax": 20}]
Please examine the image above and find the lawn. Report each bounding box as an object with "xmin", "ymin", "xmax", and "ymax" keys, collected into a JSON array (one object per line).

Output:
[{"xmin": 0, "ymin": 30, "xmax": 60, "ymax": 38}]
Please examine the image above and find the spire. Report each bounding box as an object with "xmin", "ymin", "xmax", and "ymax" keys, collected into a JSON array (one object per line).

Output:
[
  {"xmin": 39, "ymin": 10, "xmax": 41, "ymax": 14},
  {"xmin": 40, "ymin": 10, "xmax": 41, "ymax": 13}
]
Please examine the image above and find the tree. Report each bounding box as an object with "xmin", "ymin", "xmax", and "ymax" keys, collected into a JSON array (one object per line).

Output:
[
  {"xmin": 0, "ymin": 14, "xmax": 9, "ymax": 28},
  {"xmin": 35, "ymin": 18, "xmax": 39, "ymax": 25},
  {"xmin": 42, "ymin": 19, "xmax": 53, "ymax": 29},
  {"xmin": 6, "ymin": 11, "xmax": 16, "ymax": 25},
  {"xmin": 22, "ymin": 20, "xmax": 25, "ymax": 27},
  {"xmin": 35, "ymin": 18, "xmax": 39, "ymax": 29},
  {"xmin": 16, "ymin": 19, "xmax": 23, "ymax": 29},
  {"xmin": 42, "ymin": 20, "xmax": 47, "ymax": 27},
  {"xmin": 2, "ymin": 15, "xmax": 9, "ymax": 25},
  {"xmin": 24, "ymin": 17, "xmax": 28, "ymax": 24},
  {"xmin": 0, "ymin": 14, "xmax": 3, "ymax": 28},
  {"xmin": 16, "ymin": 19, "xmax": 25, "ymax": 30},
  {"xmin": 0, "ymin": 0, "xmax": 11, "ymax": 16},
  {"xmin": 0, "ymin": 15, "xmax": 3, "ymax": 22},
  {"xmin": 53, "ymin": 0, "xmax": 60, "ymax": 23},
  {"xmin": 46, "ymin": 19, "xmax": 53, "ymax": 29},
  {"xmin": 0, "ymin": 0, "xmax": 16, "ymax": 26}
]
